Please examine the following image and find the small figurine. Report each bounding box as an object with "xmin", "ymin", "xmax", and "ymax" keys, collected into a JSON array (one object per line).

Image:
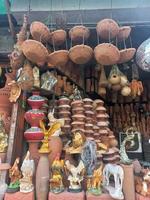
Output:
[
  {"xmin": 41, "ymin": 71, "xmax": 57, "ymax": 91},
  {"xmin": 120, "ymin": 127, "xmax": 135, "ymax": 164},
  {"xmin": 49, "ymin": 154, "xmax": 64, "ymax": 193},
  {"xmin": 81, "ymin": 140, "xmax": 97, "ymax": 177},
  {"xmin": 8, "ymin": 81, "xmax": 21, "ymax": 102},
  {"xmin": 70, "ymin": 85, "xmax": 82, "ymax": 100},
  {"xmin": 33, "ymin": 66, "xmax": 40, "ymax": 88},
  {"xmin": 87, "ymin": 164, "xmax": 103, "ymax": 196},
  {"xmin": 0, "ymin": 114, "xmax": 8, "ymax": 153},
  {"xmin": 65, "ymin": 130, "xmax": 86, "ymax": 154},
  {"xmin": 7, "ymin": 158, "xmax": 22, "ymax": 193},
  {"xmin": 103, "ymin": 163, "xmax": 124, "ymax": 200},
  {"xmin": 19, "ymin": 151, "xmax": 35, "ymax": 193},
  {"xmin": 65, "ymin": 159, "xmax": 85, "ymax": 192}
]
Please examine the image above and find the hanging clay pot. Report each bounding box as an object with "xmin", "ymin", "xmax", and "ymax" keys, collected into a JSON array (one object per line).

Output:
[
  {"xmin": 118, "ymin": 48, "xmax": 136, "ymax": 64},
  {"xmin": 69, "ymin": 44, "xmax": 93, "ymax": 64},
  {"xmin": 98, "ymin": 65, "xmax": 108, "ymax": 87},
  {"xmin": 21, "ymin": 39, "xmax": 49, "ymax": 66},
  {"xmin": 30, "ymin": 21, "xmax": 51, "ymax": 43},
  {"xmin": 49, "ymin": 29, "xmax": 66, "ymax": 46},
  {"xmin": 108, "ymin": 65, "xmax": 121, "ymax": 85},
  {"xmin": 69, "ymin": 25, "xmax": 90, "ymax": 42},
  {"xmin": 96, "ymin": 19, "xmax": 119, "ymax": 40},
  {"xmin": 48, "ymin": 50, "xmax": 69, "ymax": 67},
  {"xmin": 94, "ymin": 43, "xmax": 120, "ymax": 65},
  {"xmin": 116, "ymin": 26, "xmax": 131, "ymax": 41},
  {"xmin": 121, "ymin": 86, "xmax": 131, "ymax": 96}
]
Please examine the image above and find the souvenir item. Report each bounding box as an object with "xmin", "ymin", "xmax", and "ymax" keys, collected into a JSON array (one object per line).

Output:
[
  {"xmin": 81, "ymin": 140, "xmax": 97, "ymax": 177},
  {"xmin": 19, "ymin": 151, "xmax": 35, "ymax": 193},
  {"xmin": 98, "ymin": 65, "xmax": 108, "ymax": 87},
  {"xmin": 118, "ymin": 48, "xmax": 136, "ymax": 64},
  {"xmin": 94, "ymin": 43, "xmax": 120, "ymax": 65},
  {"xmin": 65, "ymin": 159, "xmax": 85, "ymax": 192},
  {"xmin": 108, "ymin": 65, "xmax": 121, "ymax": 85},
  {"xmin": 7, "ymin": 158, "xmax": 21, "ymax": 193},
  {"xmin": 0, "ymin": 114, "xmax": 8, "ymax": 153},
  {"xmin": 116, "ymin": 26, "xmax": 131, "ymax": 41},
  {"xmin": 33, "ymin": 66, "xmax": 40, "ymax": 88},
  {"xmin": 50, "ymin": 29, "xmax": 66, "ymax": 46},
  {"xmin": 103, "ymin": 163, "xmax": 124, "ymax": 199},
  {"xmin": 49, "ymin": 155, "xmax": 64, "ymax": 193},
  {"xmin": 69, "ymin": 25, "xmax": 90, "ymax": 42},
  {"xmin": 87, "ymin": 164, "xmax": 103, "ymax": 196},
  {"xmin": 121, "ymin": 86, "xmax": 131, "ymax": 96},
  {"xmin": 48, "ymin": 50, "xmax": 69, "ymax": 67},
  {"xmin": 8, "ymin": 81, "xmax": 21, "ymax": 102},
  {"xmin": 41, "ymin": 71, "xmax": 57, "ymax": 91},
  {"xmin": 130, "ymin": 79, "xmax": 143, "ymax": 99}
]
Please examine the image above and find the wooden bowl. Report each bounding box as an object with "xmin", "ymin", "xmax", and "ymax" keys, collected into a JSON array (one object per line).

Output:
[
  {"xmin": 69, "ymin": 25, "xmax": 90, "ymax": 42},
  {"xmin": 94, "ymin": 43, "xmax": 120, "ymax": 65},
  {"xmin": 69, "ymin": 44, "xmax": 93, "ymax": 64},
  {"xmin": 30, "ymin": 21, "xmax": 51, "ymax": 42},
  {"xmin": 117, "ymin": 26, "xmax": 131, "ymax": 41},
  {"xmin": 96, "ymin": 19, "xmax": 119, "ymax": 39},
  {"xmin": 118, "ymin": 48, "xmax": 136, "ymax": 64},
  {"xmin": 50, "ymin": 29, "xmax": 67, "ymax": 46},
  {"xmin": 48, "ymin": 50, "xmax": 69, "ymax": 67},
  {"xmin": 21, "ymin": 39, "xmax": 48, "ymax": 66}
]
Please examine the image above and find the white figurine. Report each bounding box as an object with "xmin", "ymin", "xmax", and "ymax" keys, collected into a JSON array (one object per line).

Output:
[
  {"xmin": 20, "ymin": 151, "xmax": 35, "ymax": 193},
  {"xmin": 103, "ymin": 163, "xmax": 124, "ymax": 200}
]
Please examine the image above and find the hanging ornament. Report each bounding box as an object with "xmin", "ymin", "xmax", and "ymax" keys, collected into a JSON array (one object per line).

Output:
[
  {"xmin": 108, "ymin": 65, "xmax": 121, "ymax": 85},
  {"xmin": 98, "ymin": 65, "xmax": 108, "ymax": 88}
]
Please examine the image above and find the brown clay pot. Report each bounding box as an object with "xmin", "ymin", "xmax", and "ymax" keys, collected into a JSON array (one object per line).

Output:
[
  {"xmin": 83, "ymin": 98, "xmax": 93, "ymax": 105},
  {"xmin": 30, "ymin": 21, "xmax": 51, "ymax": 43},
  {"xmin": 50, "ymin": 29, "xmax": 67, "ymax": 46},
  {"xmin": 58, "ymin": 105, "xmax": 71, "ymax": 112},
  {"xmin": 48, "ymin": 50, "xmax": 69, "ymax": 67},
  {"xmin": 58, "ymin": 111, "xmax": 71, "ymax": 118},
  {"xmin": 72, "ymin": 108, "xmax": 84, "ymax": 115},
  {"xmin": 94, "ymin": 43, "xmax": 120, "ymax": 65},
  {"xmin": 85, "ymin": 111, "xmax": 94, "ymax": 118},
  {"xmin": 69, "ymin": 25, "xmax": 90, "ymax": 42},
  {"xmin": 72, "ymin": 114, "xmax": 85, "ymax": 122},
  {"xmin": 21, "ymin": 39, "xmax": 49, "ymax": 66},
  {"xmin": 93, "ymin": 99, "xmax": 104, "ymax": 108},
  {"xmin": 117, "ymin": 26, "xmax": 131, "ymax": 41},
  {"xmin": 58, "ymin": 97, "xmax": 70, "ymax": 105},
  {"xmin": 96, "ymin": 18, "xmax": 119, "ymax": 39},
  {"xmin": 85, "ymin": 124, "xmax": 93, "ymax": 131},
  {"xmin": 69, "ymin": 44, "xmax": 93, "ymax": 65},
  {"xmin": 84, "ymin": 105, "xmax": 93, "ymax": 111},
  {"xmin": 96, "ymin": 106, "xmax": 106, "ymax": 114},
  {"xmin": 64, "ymin": 118, "xmax": 71, "ymax": 126},
  {"xmin": 71, "ymin": 100, "xmax": 83, "ymax": 108},
  {"xmin": 85, "ymin": 118, "xmax": 93, "ymax": 124},
  {"xmin": 71, "ymin": 121, "xmax": 85, "ymax": 130},
  {"xmin": 118, "ymin": 48, "xmax": 136, "ymax": 64}
]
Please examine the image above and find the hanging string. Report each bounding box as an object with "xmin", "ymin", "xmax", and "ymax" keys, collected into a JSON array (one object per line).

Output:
[
  {"xmin": 129, "ymin": 35, "xmax": 133, "ymax": 48},
  {"xmin": 78, "ymin": 0, "xmax": 83, "ymax": 25},
  {"xmin": 123, "ymin": 38, "xmax": 127, "ymax": 49},
  {"xmin": 108, "ymin": 0, "xmax": 113, "ymax": 43},
  {"xmin": 97, "ymin": 32, "xmax": 100, "ymax": 45},
  {"xmin": 27, "ymin": 0, "xmax": 31, "ymax": 20},
  {"xmin": 50, "ymin": 0, "xmax": 53, "ymax": 30}
]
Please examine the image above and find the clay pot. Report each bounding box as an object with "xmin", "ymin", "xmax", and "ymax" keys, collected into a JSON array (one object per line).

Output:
[
  {"xmin": 72, "ymin": 114, "xmax": 85, "ymax": 122},
  {"xmin": 69, "ymin": 25, "xmax": 90, "ymax": 42},
  {"xmin": 48, "ymin": 136, "xmax": 63, "ymax": 166},
  {"xmin": 98, "ymin": 87, "xmax": 107, "ymax": 96},
  {"xmin": 85, "ymin": 124, "xmax": 93, "ymax": 131},
  {"xmin": 58, "ymin": 105, "xmax": 70, "ymax": 112},
  {"xmin": 94, "ymin": 43, "xmax": 120, "ymax": 65},
  {"xmin": 97, "ymin": 121, "xmax": 108, "ymax": 127},
  {"xmin": 84, "ymin": 111, "xmax": 94, "ymax": 118},
  {"xmin": 58, "ymin": 111, "xmax": 71, "ymax": 118},
  {"xmin": 117, "ymin": 26, "xmax": 131, "ymax": 41},
  {"xmin": 36, "ymin": 153, "xmax": 50, "ymax": 200},
  {"xmin": 96, "ymin": 106, "xmax": 106, "ymax": 114},
  {"xmin": 83, "ymin": 98, "xmax": 93, "ymax": 105},
  {"xmin": 72, "ymin": 108, "xmax": 84, "ymax": 115},
  {"xmin": 21, "ymin": 39, "xmax": 49, "ymax": 66},
  {"xmin": 50, "ymin": 29, "xmax": 66, "ymax": 46},
  {"xmin": 64, "ymin": 118, "xmax": 71, "ymax": 126},
  {"xmin": 58, "ymin": 97, "xmax": 70, "ymax": 105},
  {"xmin": 84, "ymin": 105, "xmax": 93, "ymax": 112},
  {"xmin": 30, "ymin": 21, "xmax": 51, "ymax": 43},
  {"xmin": 111, "ymin": 84, "xmax": 122, "ymax": 91},
  {"xmin": 96, "ymin": 19, "xmax": 119, "ymax": 39},
  {"xmin": 61, "ymin": 126, "xmax": 71, "ymax": 133},
  {"xmin": 96, "ymin": 114, "xmax": 108, "ymax": 121},
  {"xmin": 85, "ymin": 118, "xmax": 93, "ymax": 124},
  {"xmin": 118, "ymin": 48, "xmax": 136, "ymax": 64},
  {"xmin": 48, "ymin": 50, "xmax": 69, "ymax": 67},
  {"xmin": 93, "ymin": 99, "xmax": 104, "ymax": 108},
  {"xmin": 71, "ymin": 121, "xmax": 85, "ymax": 130},
  {"xmin": 71, "ymin": 100, "xmax": 83, "ymax": 108},
  {"xmin": 69, "ymin": 44, "xmax": 93, "ymax": 64}
]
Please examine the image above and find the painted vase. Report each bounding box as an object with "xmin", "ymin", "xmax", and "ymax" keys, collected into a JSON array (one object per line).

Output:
[{"xmin": 27, "ymin": 91, "xmax": 45, "ymax": 109}]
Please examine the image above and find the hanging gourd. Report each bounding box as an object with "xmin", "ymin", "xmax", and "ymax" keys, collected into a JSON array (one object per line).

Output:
[
  {"xmin": 98, "ymin": 65, "xmax": 108, "ymax": 87},
  {"xmin": 108, "ymin": 65, "xmax": 121, "ymax": 85}
]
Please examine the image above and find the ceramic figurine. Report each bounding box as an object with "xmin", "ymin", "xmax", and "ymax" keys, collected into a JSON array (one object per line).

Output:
[
  {"xmin": 7, "ymin": 158, "xmax": 22, "ymax": 193},
  {"xmin": 8, "ymin": 81, "xmax": 21, "ymax": 102},
  {"xmin": 87, "ymin": 164, "xmax": 103, "ymax": 196},
  {"xmin": 120, "ymin": 127, "xmax": 135, "ymax": 164},
  {"xmin": 19, "ymin": 151, "xmax": 35, "ymax": 193},
  {"xmin": 103, "ymin": 163, "xmax": 124, "ymax": 200},
  {"xmin": 49, "ymin": 154, "xmax": 64, "ymax": 193},
  {"xmin": 33, "ymin": 66, "xmax": 40, "ymax": 88},
  {"xmin": 70, "ymin": 85, "xmax": 82, "ymax": 100},
  {"xmin": 0, "ymin": 114, "xmax": 8, "ymax": 153},
  {"xmin": 41, "ymin": 71, "xmax": 57, "ymax": 91},
  {"xmin": 81, "ymin": 140, "xmax": 97, "ymax": 177},
  {"xmin": 65, "ymin": 159, "xmax": 85, "ymax": 192}
]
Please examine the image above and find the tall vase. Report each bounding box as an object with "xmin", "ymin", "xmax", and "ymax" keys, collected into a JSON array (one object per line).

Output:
[{"xmin": 36, "ymin": 153, "xmax": 50, "ymax": 200}]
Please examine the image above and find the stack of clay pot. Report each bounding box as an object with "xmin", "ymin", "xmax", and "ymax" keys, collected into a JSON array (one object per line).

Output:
[
  {"xmin": 58, "ymin": 97, "xmax": 71, "ymax": 134},
  {"xmin": 83, "ymin": 98, "xmax": 95, "ymax": 139},
  {"xmin": 71, "ymin": 100, "xmax": 85, "ymax": 134}
]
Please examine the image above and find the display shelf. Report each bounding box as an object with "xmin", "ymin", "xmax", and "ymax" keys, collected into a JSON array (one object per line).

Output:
[
  {"xmin": 49, "ymin": 191, "xmax": 85, "ymax": 200},
  {"xmin": 4, "ymin": 191, "xmax": 34, "ymax": 200},
  {"xmin": 86, "ymin": 193, "xmax": 115, "ymax": 200}
]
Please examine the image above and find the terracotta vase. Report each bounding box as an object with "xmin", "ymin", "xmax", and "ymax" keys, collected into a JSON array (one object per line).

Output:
[
  {"xmin": 48, "ymin": 136, "xmax": 63, "ymax": 167},
  {"xmin": 36, "ymin": 153, "xmax": 50, "ymax": 200}
]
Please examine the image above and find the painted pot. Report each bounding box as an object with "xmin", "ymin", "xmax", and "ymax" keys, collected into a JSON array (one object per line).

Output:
[
  {"xmin": 24, "ymin": 109, "xmax": 44, "ymax": 127},
  {"xmin": 27, "ymin": 92, "xmax": 45, "ymax": 109},
  {"xmin": 24, "ymin": 127, "xmax": 44, "ymax": 141}
]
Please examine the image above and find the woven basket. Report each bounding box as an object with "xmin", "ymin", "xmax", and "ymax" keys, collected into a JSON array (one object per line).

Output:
[
  {"xmin": 94, "ymin": 43, "xmax": 120, "ymax": 65},
  {"xmin": 48, "ymin": 50, "xmax": 69, "ymax": 67},
  {"xmin": 118, "ymin": 48, "xmax": 136, "ymax": 64},
  {"xmin": 96, "ymin": 19, "xmax": 119, "ymax": 39},
  {"xmin": 69, "ymin": 44, "xmax": 93, "ymax": 64},
  {"xmin": 21, "ymin": 39, "xmax": 49, "ymax": 66},
  {"xmin": 50, "ymin": 29, "xmax": 67, "ymax": 46},
  {"xmin": 30, "ymin": 21, "xmax": 51, "ymax": 42},
  {"xmin": 117, "ymin": 26, "xmax": 131, "ymax": 41},
  {"xmin": 69, "ymin": 25, "xmax": 90, "ymax": 42}
]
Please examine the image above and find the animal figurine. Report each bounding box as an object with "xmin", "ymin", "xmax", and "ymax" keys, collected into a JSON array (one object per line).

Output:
[
  {"xmin": 0, "ymin": 114, "xmax": 8, "ymax": 153},
  {"xmin": 103, "ymin": 163, "xmax": 124, "ymax": 200},
  {"xmin": 87, "ymin": 164, "xmax": 103, "ymax": 195},
  {"xmin": 65, "ymin": 159, "xmax": 85, "ymax": 192},
  {"xmin": 49, "ymin": 154, "xmax": 64, "ymax": 193},
  {"xmin": 19, "ymin": 151, "xmax": 35, "ymax": 193}
]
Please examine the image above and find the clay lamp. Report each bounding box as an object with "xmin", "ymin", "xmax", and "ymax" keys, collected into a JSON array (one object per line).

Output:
[
  {"xmin": 69, "ymin": 25, "xmax": 90, "ymax": 42},
  {"xmin": 96, "ymin": 18, "xmax": 119, "ymax": 39},
  {"xmin": 116, "ymin": 26, "xmax": 131, "ymax": 41},
  {"xmin": 118, "ymin": 48, "xmax": 136, "ymax": 64},
  {"xmin": 30, "ymin": 21, "xmax": 51, "ymax": 43},
  {"xmin": 21, "ymin": 39, "xmax": 49, "ymax": 67},
  {"xmin": 63, "ymin": 118, "xmax": 71, "ymax": 126},
  {"xmin": 69, "ymin": 44, "xmax": 93, "ymax": 65},
  {"xmin": 94, "ymin": 43, "xmax": 120, "ymax": 65}
]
